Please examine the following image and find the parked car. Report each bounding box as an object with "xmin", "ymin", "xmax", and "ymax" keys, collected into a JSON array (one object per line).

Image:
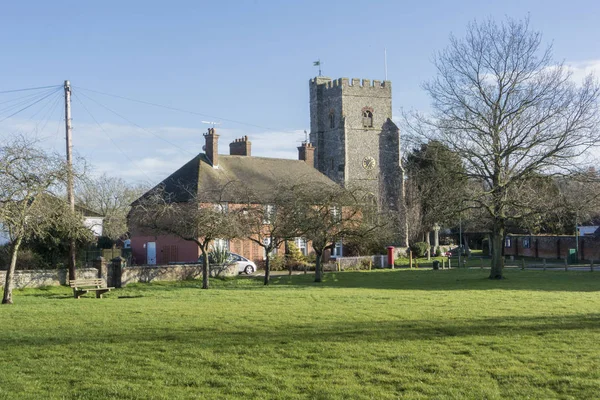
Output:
[
  {"xmin": 229, "ymin": 253, "xmax": 257, "ymax": 275},
  {"xmin": 197, "ymin": 252, "xmax": 257, "ymax": 275}
]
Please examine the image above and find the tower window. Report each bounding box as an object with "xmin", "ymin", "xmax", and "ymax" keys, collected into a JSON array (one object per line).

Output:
[
  {"xmin": 362, "ymin": 110, "xmax": 373, "ymax": 128},
  {"xmin": 329, "ymin": 112, "xmax": 335, "ymax": 128}
]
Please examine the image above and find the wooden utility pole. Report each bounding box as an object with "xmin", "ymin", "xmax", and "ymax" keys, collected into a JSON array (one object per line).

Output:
[{"xmin": 64, "ymin": 80, "xmax": 76, "ymax": 281}]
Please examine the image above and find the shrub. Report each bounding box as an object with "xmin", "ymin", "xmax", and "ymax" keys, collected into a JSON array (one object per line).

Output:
[
  {"xmin": 268, "ymin": 255, "xmax": 286, "ymax": 271},
  {"xmin": 435, "ymin": 246, "xmax": 442, "ymax": 257},
  {"xmin": 410, "ymin": 242, "xmax": 429, "ymax": 258},
  {"xmin": 209, "ymin": 242, "xmax": 231, "ymax": 264}
]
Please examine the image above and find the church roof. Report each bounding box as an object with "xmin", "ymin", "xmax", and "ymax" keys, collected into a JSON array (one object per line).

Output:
[{"xmin": 140, "ymin": 153, "xmax": 338, "ymax": 204}]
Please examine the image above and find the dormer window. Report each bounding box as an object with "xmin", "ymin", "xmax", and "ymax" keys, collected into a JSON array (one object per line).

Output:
[{"xmin": 362, "ymin": 109, "xmax": 373, "ymax": 128}]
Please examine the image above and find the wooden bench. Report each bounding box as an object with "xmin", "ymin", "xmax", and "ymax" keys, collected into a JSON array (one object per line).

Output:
[{"xmin": 69, "ymin": 279, "xmax": 114, "ymax": 299}]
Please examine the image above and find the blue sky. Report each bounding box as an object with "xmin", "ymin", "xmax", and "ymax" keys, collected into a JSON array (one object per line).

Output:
[{"xmin": 0, "ymin": 0, "xmax": 599, "ymax": 183}]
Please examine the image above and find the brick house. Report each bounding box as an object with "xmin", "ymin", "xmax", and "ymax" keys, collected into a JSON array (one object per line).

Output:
[
  {"xmin": 504, "ymin": 234, "xmax": 600, "ymax": 262},
  {"xmin": 129, "ymin": 128, "xmax": 341, "ymax": 266}
]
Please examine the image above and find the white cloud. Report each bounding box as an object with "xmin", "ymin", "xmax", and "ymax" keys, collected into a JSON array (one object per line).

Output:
[
  {"xmin": 1, "ymin": 118, "xmax": 302, "ymax": 185},
  {"xmin": 565, "ymin": 60, "xmax": 600, "ymax": 83}
]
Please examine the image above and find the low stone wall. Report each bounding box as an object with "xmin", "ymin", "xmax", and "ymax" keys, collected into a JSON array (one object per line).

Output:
[
  {"xmin": 120, "ymin": 263, "xmax": 238, "ymax": 286},
  {"xmin": 0, "ymin": 268, "xmax": 98, "ymax": 289}
]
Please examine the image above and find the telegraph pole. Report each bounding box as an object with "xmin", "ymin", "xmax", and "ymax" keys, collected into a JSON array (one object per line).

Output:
[{"xmin": 64, "ymin": 80, "xmax": 76, "ymax": 281}]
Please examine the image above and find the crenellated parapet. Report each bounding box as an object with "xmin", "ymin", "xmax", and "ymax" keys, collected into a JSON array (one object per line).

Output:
[{"xmin": 310, "ymin": 77, "xmax": 391, "ymax": 91}]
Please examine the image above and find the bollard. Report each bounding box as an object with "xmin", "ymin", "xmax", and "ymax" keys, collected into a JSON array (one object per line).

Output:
[
  {"xmin": 480, "ymin": 258, "xmax": 483, "ymax": 270},
  {"xmin": 543, "ymin": 258, "xmax": 546, "ymax": 271},
  {"xmin": 564, "ymin": 258, "xmax": 568, "ymax": 272},
  {"xmin": 369, "ymin": 260, "xmax": 372, "ymax": 271},
  {"xmin": 521, "ymin": 258, "xmax": 525, "ymax": 270},
  {"xmin": 448, "ymin": 258, "xmax": 452, "ymax": 269},
  {"xmin": 590, "ymin": 260, "xmax": 594, "ymax": 272},
  {"xmin": 442, "ymin": 259, "xmax": 445, "ymax": 269},
  {"xmin": 409, "ymin": 251, "xmax": 413, "ymax": 269}
]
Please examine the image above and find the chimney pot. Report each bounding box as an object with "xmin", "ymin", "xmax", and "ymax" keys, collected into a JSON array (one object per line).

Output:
[
  {"xmin": 298, "ymin": 142, "xmax": 315, "ymax": 167},
  {"xmin": 229, "ymin": 136, "xmax": 252, "ymax": 156}
]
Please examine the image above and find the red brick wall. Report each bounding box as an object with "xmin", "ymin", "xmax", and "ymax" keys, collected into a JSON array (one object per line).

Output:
[{"xmin": 504, "ymin": 235, "xmax": 600, "ymax": 261}]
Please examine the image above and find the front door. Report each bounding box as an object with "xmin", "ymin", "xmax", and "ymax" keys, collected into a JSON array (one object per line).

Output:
[{"xmin": 147, "ymin": 242, "xmax": 156, "ymax": 265}]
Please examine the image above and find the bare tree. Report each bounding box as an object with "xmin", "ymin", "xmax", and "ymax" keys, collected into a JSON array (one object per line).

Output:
[
  {"xmin": 76, "ymin": 173, "xmax": 147, "ymax": 243},
  {"xmin": 0, "ymin": 138, "xmax": 92, "ymax": 304},
  {"xmin": 293, "ymin": 183, "xmax": 381, "ymax": 283},
  {"xmin": 405, "ymin": 17, "xmax": 600, "ymax": 279},
  {"xmin": 130, "ymin": 183, "xmax": 244, "ymax": 289},
  {"xmin": 242, "ymin": 184, "xmax": 306, "ymax": 285}
]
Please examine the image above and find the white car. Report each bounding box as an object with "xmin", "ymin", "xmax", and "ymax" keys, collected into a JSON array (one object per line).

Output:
[{"xmin": 229, "ymin": 253, "xmax": 257, "ymax": 275}]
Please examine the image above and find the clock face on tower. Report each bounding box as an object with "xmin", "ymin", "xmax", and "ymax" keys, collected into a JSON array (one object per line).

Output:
[{"xmin": 362, "ymin": 156, "xmax": 376, "ymax": 170}]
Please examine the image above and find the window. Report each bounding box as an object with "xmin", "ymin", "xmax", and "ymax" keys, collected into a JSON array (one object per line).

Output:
[
  {"xmin": 505, "ymin": 237, "xmax": 512, "ymax": 248},
  {"xmin": 212, "ymin": 238, "xmax": 229, "ymax": 252},
  {"xmin": 263, "ymin": 237, "xmax": 276, "ymax": 259},
  {"xmin": 263, "ymin": 204, "xmax": 275, "ymax": 224},
  {"xmin": 330, "ymin": 206, "xmax": 341, "ymax": 222},
  {"xmin": 332, "ymin": 240, "xmax": 343, "ymax": 257},
  {"xmin": 362, "ymin": 110, "xmax": 373, "ymax": 128},
  {"xmin": 294, "ymin": 237, "xmax": 308, "ymax": 256},
  {"xmin": 329, "ymin": 111, "xmax": 335, "ymax": 128},
  {"xmin": 522, "ymin": 238, "xmax": 530, "ymax": 248}
]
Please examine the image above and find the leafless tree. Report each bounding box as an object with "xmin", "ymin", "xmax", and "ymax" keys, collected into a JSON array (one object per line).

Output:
[
  {"xmin": 76, "ymin": 173, "xmax": 147, "ymax": 243},
  {"xmin": 292, "ymin": 183, "xmax": 382, "ymax": 283},
  {"xmin": 405, "ymin": 17, "xmax": 600, "ymax": 279},
  {"xmin": 0, "ymin": 137, "xmax": 92, "ymax": 304},
  {"xmin": 130, "ymin": 183, "xmax": 244, "ymax": 289},
  {"xmin": 241, "ymin": 184, "xmax": 304, "ymax": 285}
]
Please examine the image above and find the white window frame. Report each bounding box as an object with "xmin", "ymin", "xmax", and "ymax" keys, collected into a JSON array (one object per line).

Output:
[
  {"xmin": 332, "ymin": 240, "xmax": 343, "ymax": 258},
  {"xmin": 294, "ymin": 237, "xmax": 308, "ymax": 256},
  {"xmin": 263, "ymin": 204, "xmax": 275, "ymax": 224}
]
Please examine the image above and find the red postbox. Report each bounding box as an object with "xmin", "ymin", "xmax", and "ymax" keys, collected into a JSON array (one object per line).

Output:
[{"xmin": 387, "ymin": 246, "xmax": 395, "ymax": 269}]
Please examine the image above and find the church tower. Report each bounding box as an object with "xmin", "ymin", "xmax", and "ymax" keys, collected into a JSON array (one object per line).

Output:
[{"xmin": 309, "ymin": 77, "xmax": 401, "ymax": 211}]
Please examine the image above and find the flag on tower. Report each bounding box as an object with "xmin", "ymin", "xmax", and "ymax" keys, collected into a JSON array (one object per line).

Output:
[{"xmin": 313, "ymin": 61, "xmax": 320, "ymax": 66}]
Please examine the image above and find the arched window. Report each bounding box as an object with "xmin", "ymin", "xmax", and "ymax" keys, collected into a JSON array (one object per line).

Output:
[
  {"xmin": 329, "ymin": 112, "xmax": 335, "ymax": 128},
  {"xmin": 362, "ymin": 110, "xmax": 373, "ymax": 128}
]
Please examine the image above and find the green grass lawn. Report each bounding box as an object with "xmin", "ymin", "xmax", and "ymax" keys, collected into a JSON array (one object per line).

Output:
[{"xmin": 2, "ymin": 269, "xmax": 599, "ymax": 399}]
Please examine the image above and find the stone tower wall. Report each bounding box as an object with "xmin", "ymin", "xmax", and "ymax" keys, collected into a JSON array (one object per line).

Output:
[{"xmin": 309, "ymin": 77, "xmax": 399, "ymax": 209}]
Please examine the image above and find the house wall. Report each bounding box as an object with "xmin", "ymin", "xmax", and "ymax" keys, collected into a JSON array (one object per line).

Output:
[
  {"xmin": 131, "ymin": 235, "xmax": 200, "ymax": 265},
  {"xmin": 504, "ymin": 235, "xmax": 600, "ymax": 261}
]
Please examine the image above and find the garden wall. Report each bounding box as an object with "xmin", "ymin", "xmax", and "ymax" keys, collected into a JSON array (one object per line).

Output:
[
  {"xmin": 0, "ymin": 268, "xmax": 98, "ymax": 289},
  {"xmin": 120, "ymin": 264, "xmax": 238, "ymax": 286}
]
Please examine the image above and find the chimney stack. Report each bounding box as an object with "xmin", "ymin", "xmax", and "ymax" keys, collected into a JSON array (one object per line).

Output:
[
  {"xmin": 229, "ymin": 135, "xmax": 251, "ymax": 156},
  {"xmin": 203, "ymin": 128, "xmax": 219, "ymax": 167},
  {"xmin": 298, "ymin": 142, "xmax": 315, "ymax": 167}
]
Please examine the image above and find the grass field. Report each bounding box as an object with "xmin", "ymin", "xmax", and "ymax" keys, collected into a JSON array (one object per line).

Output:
[{"xmin": 1, "ymin": 269, "xmax": 599, "ymax": 399}]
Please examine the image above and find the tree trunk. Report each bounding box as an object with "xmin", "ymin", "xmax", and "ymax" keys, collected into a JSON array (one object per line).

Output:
[
  {"xmin": 314, "ymin": 250, "xmax": 323, "ymax": 283},
  {"xmin": 426, "ymin": 230, "xmax": 431, "ymax": 260},
  {"xmin": 264, "ymin": 252, "xmax": 271, "ymax": 286},
  {"xmin": 200, "ymin": 246, "xmax": 209, "ymax": 289},
  {"xmin": 68, "ymin": 238, "xmax": 77, "ymax": 282},
  {"xmin": 400, "ymin": 166, "xmax": 409, "ymax": 247},
  {"xmin": 489, "ymin": 221, "xmax": 505, "ymax": 279},
  {"xmin": 2, "ymin": 236, "xmax": 23, "ymax": 305}
]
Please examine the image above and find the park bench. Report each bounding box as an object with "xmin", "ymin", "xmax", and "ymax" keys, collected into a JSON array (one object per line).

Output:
[{"xmin": 69, "ymin": 278, "xmax": 114, "ymax": 299}]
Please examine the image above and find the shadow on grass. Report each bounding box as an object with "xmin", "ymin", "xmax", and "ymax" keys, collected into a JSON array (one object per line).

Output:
[
  {"xmin": 2, "ymin": 312, "xmax": 598, "ymax": 348},
  {"xmin": 268, "ymin": 269, "xmax": 600, "ymax": 292}
]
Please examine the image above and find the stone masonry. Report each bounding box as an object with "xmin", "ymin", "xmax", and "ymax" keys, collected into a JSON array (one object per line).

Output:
[{"xmin": 309, "ymin": 77, "xmax": 401, "ymax": 211}]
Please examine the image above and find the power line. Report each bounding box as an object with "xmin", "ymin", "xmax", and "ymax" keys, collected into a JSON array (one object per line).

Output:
[
  {"xmin": 0, "ymin": 87, "xmax": 59, "ymax": 116},
  {"xmin": 0, "ymin": 84, "xmax": 61, "ymax": 94},
  {"xmin": 0, "ymin": 87, "xmax": 62, "ymax": 124},
  {"xmin": 72, "ymin": 92, "xmax": 153, "ymax": 182},
  {"xmin": 73, "ymin": 85, "xmax": 298, "ymax": 134},
  {"xmin": 76, "ymin": 90, "xmax": 197, "ymax": 158}
]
